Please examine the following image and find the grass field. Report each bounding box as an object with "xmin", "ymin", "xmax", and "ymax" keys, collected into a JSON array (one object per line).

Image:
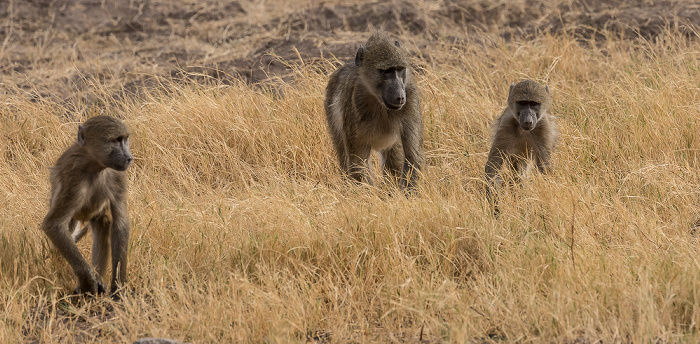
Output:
[{"xmin": 2, "ymin": 1, "xmax": 700, "ymax": 343}]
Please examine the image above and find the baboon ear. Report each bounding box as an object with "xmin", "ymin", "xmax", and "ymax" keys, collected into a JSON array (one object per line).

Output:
[
  {"xmin": 394, "ymin": 40, "xmax": 400, "ymax": 47},
  {"xmin": 355, "ymin": 46, "xmax": 365, "ymax": 67},
  {"xmin": 545, "ymin": 85, "xmax": 550, "ymax": 94},
  {"xmin": 77, "ymin": 125, "xmax": 86, "ymax": 146},
  {"xmin": 508, "ymin": 83, "xmax": 515, "ymax": 95}
]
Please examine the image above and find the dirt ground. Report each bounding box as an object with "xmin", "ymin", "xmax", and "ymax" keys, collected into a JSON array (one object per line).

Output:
[{"xmin": 1, "ymin": 0, "xmax": 698, "ymax": 107}]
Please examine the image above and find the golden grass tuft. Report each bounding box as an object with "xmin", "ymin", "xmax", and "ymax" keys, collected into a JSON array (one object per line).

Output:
[{"xmin": 2, "ymin": 28, "xmax": 700, "ymax": 343}]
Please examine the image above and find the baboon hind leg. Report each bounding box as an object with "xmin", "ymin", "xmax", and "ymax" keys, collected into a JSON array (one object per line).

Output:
[{"xmin": 110, "ymin": 201, "xmax": 131, "ymax": 295}]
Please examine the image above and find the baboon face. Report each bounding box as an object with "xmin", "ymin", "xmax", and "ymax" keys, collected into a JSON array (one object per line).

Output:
[
  {"xmin": 378, "ymin": 66, "xmax": 407, "ymax": 110},
  {"xmin": 515, "ymin": 100, "xmax": 541, "ymax": 131},
  {"xmin": 101, "ymin": 135, "xmax": 132, "ymax": 171},
  {"xmin": 355, "ymin": 34, "xmax": 410, "ymax": 111},
  {"xmin": 78, "ymin": 117, "xmax": 133, "ymax": 171},
  {"xmin": 507, "ymin": 80, "xmax": 550, "ymax": 131}
]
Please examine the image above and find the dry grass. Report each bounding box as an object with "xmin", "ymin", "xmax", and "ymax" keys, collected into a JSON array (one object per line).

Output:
[{"xmin": 2, "ymin": 12, "xmax": 700, "ymax": 344}]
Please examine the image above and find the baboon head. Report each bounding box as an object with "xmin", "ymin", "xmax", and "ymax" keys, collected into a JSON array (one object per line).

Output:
[
  {"xmin": 507, "ymin": 79, "xmax": 550, "ymax": 131},
  {"xmin": 77, "ymin": 116, "xmax": 133, "ymax": 171},
  {"xmin": 355, "ymin": 32, "xmax": 410, "ymax": 110}
]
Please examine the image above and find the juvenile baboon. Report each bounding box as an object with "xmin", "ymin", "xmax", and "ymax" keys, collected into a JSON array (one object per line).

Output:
[
  {"xmin": 42, "ymin": 115, "xmax": 133, "ymax": 296},
  {"xmin": 324, "ymin": 32, "xmax": 424, "ymax": 190},
  {"xmin": 485, "ymin": 79, "xmax": 558, "ymax": 201}
]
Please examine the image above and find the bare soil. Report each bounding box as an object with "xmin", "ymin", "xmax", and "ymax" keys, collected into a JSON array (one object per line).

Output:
[{"xmin": 1, "ymin": 0, "xmax": 698, "ymax": 105}]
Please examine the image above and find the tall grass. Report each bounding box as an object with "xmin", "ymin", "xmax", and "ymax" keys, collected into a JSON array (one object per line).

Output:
[{"xmin": 1, "ymin": 29, "xmax": 699, "ymax": 343}]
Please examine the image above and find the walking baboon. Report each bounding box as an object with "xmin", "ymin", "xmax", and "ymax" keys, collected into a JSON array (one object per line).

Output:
[
  {"xmin": 324, "ymin": 32, "xmax": 424, "ymax": 190},
  {"xmin": 42, "ymin": 115, "xmax": 133, "ymax": 296},
  {"xmin": 485, "ymin": 79, "xmax": 558, "ymax": 201}
]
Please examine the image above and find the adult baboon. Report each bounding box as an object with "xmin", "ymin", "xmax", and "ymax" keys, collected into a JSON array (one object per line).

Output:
[
  {"xmin": 485, "ymin": 79, "xmax": 558, "ymax": 200},
  {"xmin": 42, "ymin": 115, "xmax": 133, "ymax": 296},
  {"xmin": 324, "ymin": 32, "xmax": 424, "ymax": 190}
]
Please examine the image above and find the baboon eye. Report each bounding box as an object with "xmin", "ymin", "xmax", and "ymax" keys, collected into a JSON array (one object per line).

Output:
[
  {"xmin": 380, "ymin": 67, "xmax": 405, "ymax": 75},
  {"xmin": 517, "ymin": 101, "xmax": 540, "ymax": 108}
]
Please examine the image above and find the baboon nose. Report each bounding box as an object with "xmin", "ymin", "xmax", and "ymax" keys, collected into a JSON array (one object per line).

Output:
[
  {"xmin": 383, "ymin": 90, "xmax": 406, "ymax": 110},
  {"xmin": 390, "ymin": 95, "xmax": 406, "ymax": 109}
]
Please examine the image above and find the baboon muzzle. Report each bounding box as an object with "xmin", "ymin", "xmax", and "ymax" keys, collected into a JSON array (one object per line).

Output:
[
  {"xmin": 519, "ymin": 108, "xmax": 537, "ymax": 131},
  {"xmin": 381, "ymin": 67, "xmax": 407, "ymax": 110},
  {"xmin": 383, "ymin": 82, "xmax": 406, "ymax": 110}
]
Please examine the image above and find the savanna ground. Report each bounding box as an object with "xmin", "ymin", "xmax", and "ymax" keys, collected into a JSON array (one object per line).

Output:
[{"xmin": 2, "ymin": 0, "xmax": 700, "ymax": 343}]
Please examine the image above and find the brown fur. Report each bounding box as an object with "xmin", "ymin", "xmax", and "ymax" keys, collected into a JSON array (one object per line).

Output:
[
  {"xmin": 42, "ymin": 115, "xmax": 133, "ymax": 296},
  {"xmin": 324, "ymin": 32, "xmax": 424, "ymax": 190},
  {"xmin": 485, "ymin": 80, "xmax": 558, "ymax": 201}
]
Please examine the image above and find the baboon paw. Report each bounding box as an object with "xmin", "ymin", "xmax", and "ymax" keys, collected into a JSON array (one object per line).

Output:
[
  {"xmin": 110, "ymin": 292, "xmax": 122, "ymax": 301},
  {"xmin": 73, "ymin": 281, "xmax": 107, "ymax": 296},
  {"xmin": 97, "ymin": 281, "xmax": 107, "ymax": 294},
  {"xmin": 110, "ymin": 285, "xmax": 125, "ymax": 301}
]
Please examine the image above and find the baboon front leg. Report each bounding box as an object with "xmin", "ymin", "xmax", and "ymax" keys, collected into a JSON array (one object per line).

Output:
[
  {"xmin": 90, "ymin": 212, "xmax": 112, "ymax": 282},
  {"xmin": 535, "ymin": 149, "xmax": 552, "ymax": 174},
  {"xmin": 507, "ymin": 157, "xmax": 525, "ymax": 186},
  {"xmin": 110, "ymin": 201, "xmax": 131, "ymax": 296},
  {"xmin": 485, "ymin": 148, "xmax": 505, "ymax": 197},
  {"xmin": 484, "ymin": 148, "xmax": 508, "ymax": 217},
  {"xmin": 347, "ymin": 144, "xmax": 373, "ymax": 185},
  {"xmin": 382, "ymin": 143, "xmax": 404, "ymax": 186},
  {"xmin": 398, "ymin": 117, "xmax": 424, "ymax": 191},
  {"xmin": 42, "ymin": 216, "xmax": 104, "ymax": 295}
]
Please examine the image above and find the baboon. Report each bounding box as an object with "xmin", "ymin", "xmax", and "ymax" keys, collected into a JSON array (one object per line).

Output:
[
  {"xmin": 324, "ymin": 32, "xmax": 424, "ymax": 190},
  {"xmin": 485, "ymin": 79, "xmax": 558, "ymax": 201},
  {"xmin": 42, "ymin": 115, "xmax": 133, "ymax": 296}
]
